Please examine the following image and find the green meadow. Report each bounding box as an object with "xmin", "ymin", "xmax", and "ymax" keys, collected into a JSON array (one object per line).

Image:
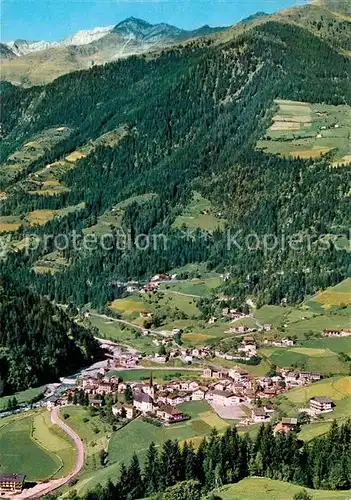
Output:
[
  {"xmin": 214, "ymin": 478, "xmax": 351, "ymax": 500},
  {"xmin": 0, "ymin": 410, "xmax": 75, "ymax": 481}
]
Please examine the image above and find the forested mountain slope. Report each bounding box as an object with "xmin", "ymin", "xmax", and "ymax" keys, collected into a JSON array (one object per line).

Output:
[
  {"xmin": 0, "ymin": 277, "xmax": 100, "ymax": 395},
  {"xmin": 0, "ymin": 7, "xmax": 350, "ymax": 308}
]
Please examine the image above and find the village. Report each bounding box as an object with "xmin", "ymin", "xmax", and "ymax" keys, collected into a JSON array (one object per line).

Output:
[{"xmin": 45, "ymin": 336, "xmax": 335, "ymax": 435}]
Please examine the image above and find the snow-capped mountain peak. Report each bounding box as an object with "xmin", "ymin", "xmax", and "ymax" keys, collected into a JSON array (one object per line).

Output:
[{"xmin": 61, "ymin": 26, "xmax": 114, "ymax": 46}]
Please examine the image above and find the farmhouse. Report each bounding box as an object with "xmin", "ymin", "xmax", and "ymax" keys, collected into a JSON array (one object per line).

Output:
[
  {"xmin": 299, "ymin": 372, "xmax": 321, "ymax": 382},
  {"xmin": 0, "ymin": 474, "xmax": 26, "ymax": 493},
  {"xmin": 112, "ymin": 403, "xmax": 134, "ymax": 419},
  {"xmin": 251, "ymin": 408, "xmax": 268, "ymax": 423},
  {"xmin": 274, "ymin": 418, "xmax": 298, "ymax": 434},
  {"xmin": 281, "ymin": 338, "xmax": 295, "ymax": 346},
  {"xmin": 309, "ymin": 396, "xmax": 334, "ymax": 413},
  {"xmin": 323, "ymin": 328, "xmax": 351, "ymax": 337},
  {"xmin": 202, "ymin": 366, "xmax": 229, "ymax": 379},
  {"xmin": 156, "ymin": 404, "xmax": 186, "ymax": 423},
  {"xmin": 91, "ymin": 399, "xmax": 103, "ymax": 408},
  {"xmin": 323, "ymin": 328, "xmax": 341, "ymax": 337},
  {"xmin": 192, "ymin": 387, "xmax": 208, "ymax": 400}
]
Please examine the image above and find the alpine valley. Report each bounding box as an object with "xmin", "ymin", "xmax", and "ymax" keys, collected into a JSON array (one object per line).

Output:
[{"xmin": 0, "ymin": 0, "xmax": 350, "ymax": 499}]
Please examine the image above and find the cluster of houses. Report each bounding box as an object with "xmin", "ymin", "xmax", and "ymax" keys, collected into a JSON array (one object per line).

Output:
[
  {"xmin": 47, "ymin": 357, "xmax": 334, "ymax": 431},
  {"xmin": 226, "ymin": 324, "xmax": 272, "ymax": 335},
  {"xmin": 323, "ymin": 328, "xmax": 351, "ymax": 337},
  {"xmin": 263, "ymin": 338, "xmax": 295, "ymax": 347}
]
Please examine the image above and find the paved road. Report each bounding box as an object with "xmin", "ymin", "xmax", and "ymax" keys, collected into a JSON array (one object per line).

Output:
[{"xmin": 9, "ymin": 407, "xmax": 84, "ymax": 499}]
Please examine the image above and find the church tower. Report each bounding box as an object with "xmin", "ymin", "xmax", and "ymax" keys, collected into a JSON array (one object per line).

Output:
[{"xmin": 149, "ymin": 372, "xmax": 155, "ymax": 400}]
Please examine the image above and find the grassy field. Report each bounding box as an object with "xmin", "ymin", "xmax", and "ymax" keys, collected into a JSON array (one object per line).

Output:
[
  {"xmin": 261, "ymin": 345, "xmax": 349, "ymax": 375},
  {"xmin": 109, "ymin": 289, "xmax": 202, "ymax": 327},
  {"xmin": 70, "ymin": 402, "xmax": 229, "ymax": 495},
  {"xmin": 26, "ymin": 203, "xmax": 85, "ymax": 227},
  {"xmin": 31, "ymin": 410, "xmax": 76, "ymax": 477},
  {"xmin": 87, "ymin": 315, "xmax": 155, "ymax": 354},
  {"xmin": 0, "ymin": 385, "xmax": 47, "ymax": 410},
  {"xmin": 0, "ymin": 410, "xmax": 74, "ymax": 481},
  {"xmin": 0, "ymin": 215, "xmax": 22, "ymax": 232},
  {"xmin": 212, "ymin": 356, "xmax": 271, "ymax": 377},
  {"xmin": 214, "ymin": 478, "xmax": 351, "ymax": 500},
  {"xmin": 256, "ymin": 100, "xmax": 351, "ymax": 162},
  {"xmin": 2, "ymin": 127, "xmax": 127, "ymax": 199},
  {"xmin": 0, "ymin": 127, "xmax": 71, "ymax": 186},
  {"xmin": 107, "ymin": 369, "xmax": 202, "ymax": 382},
  {"xmin": 59, "ymin": 406, "xmax": 112, "ymax": 474},
  {"xmin": 285, "ymin": 376, "xmax": 351, "ymax": 405},
  {"xmin": 303, "ymin": 337, "xmax": 351, "ymax": 354},
  {"xmin": 173, "ymin": 191, "xmax": 225, "ymax": 230},
  {"xmin": 33, "ymin": 250, "xmax": 70, "ymax": 275},
  {"xmin": 311, "ymin": 278, "xmax": 351, "ymax": 308},
  {"xmin": 83, "ymin": 193, "xmax": 155, "ymax": 237},
  {"xmin": 160, "ymin": 277, "xmax": 221, "ymax": 297}
]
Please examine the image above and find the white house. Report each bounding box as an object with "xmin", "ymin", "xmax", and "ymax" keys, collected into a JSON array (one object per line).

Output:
[
  {"xmin": 309, "ymin": 396, "xmax": 333, "ymax": 413},
  {"xmin": 112, "ymin": 403, "xmax": 134, "ymax": 419},
  {"xmin": 192, "ymin": 387, "xmax": 208, "ymax": 400}
]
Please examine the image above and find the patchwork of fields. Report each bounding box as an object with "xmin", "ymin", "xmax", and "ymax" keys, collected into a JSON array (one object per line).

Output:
[{"xmin": 257, "ymin": 99, "xmax": 351, "ymax": 163}]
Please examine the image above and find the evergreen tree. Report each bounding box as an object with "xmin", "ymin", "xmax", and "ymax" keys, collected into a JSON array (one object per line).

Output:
[{"xmin": 143, "ymin": 442, "xmax": 160, "ymax": 496}]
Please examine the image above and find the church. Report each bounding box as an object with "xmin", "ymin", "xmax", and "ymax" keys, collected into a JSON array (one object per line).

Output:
[{"xmin": 133, "ymin": 374, "xmax": 156, "ymax": 414}]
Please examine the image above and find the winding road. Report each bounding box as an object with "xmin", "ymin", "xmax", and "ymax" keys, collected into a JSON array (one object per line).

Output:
[{"xmin": 12, "ymin": 407, "xmax": 84, "ymax": 499}]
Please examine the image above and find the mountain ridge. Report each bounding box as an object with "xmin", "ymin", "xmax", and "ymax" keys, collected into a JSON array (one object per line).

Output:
[{"xmin": 0, "ymin": 17, "xmax": 226, "ymax": 85}]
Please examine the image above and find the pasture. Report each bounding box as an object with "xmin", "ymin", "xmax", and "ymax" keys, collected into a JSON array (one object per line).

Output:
[
  {"xmin": 0, "ymin": 385, "xmax": 47, "ymax": 410},
  {"xmin": 0, "ymin": 410, "xmax": 74, "ymax": 481},
  {"xmin": 173, "ymin": 191, "xmax": 225, "ymax": 231},
  {"xmin": 214, "ymin": 478, "xmax": 351, "ymax": 500},
  {"xmin": 72, "ymin": 402, "xmax": 228, "ymax": 494},
  {"xmin": 0, "ymin": 127, "xmax": 71, "ymax": 185},
  {"xmin": 160, "ymin": 276, "xmax": 221, "ymax": 296},
  {"xmin": 25, "ymin": 203, "xmax": 85, "ymax": 227},
  {"xmin": 0, "ymin": 215, "xmax": 22, "ymax": 233},
  {"xmin": 107, "ymin": 369, "xmax": 202, "ymax": 382},
  {"xmin": 212, "ymin": 356, "xmax": 271, "ymax": 377},
  {"xmin": 286, "ymin": 376, "xmax": 351, "ymax": 404},
  {"xmin": 261, "ymin": 345, "xmax": 349, "ymax": 375},
  {"xmin": 312, "ymin": 278, "xmax": 351, "ymax": 308},
  {"xmin": 88, "ymin": 315, "xmax": 155, "ymax": 354},
  {"xmin": 83, "ymin": 193, "xmax": 155, "ymax": 236},
  {"xmin": 60, "ymin": 406, "xmax": 111, "ymax": 472},
  {"xmin": 33, "ymin": 250, "xmax": 70, "ymax": 275}
]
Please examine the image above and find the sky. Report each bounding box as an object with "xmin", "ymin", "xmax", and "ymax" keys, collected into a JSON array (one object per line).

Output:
[{"xmin": 1, "ymin": 0, "xmax": 308, "ymax": 42}]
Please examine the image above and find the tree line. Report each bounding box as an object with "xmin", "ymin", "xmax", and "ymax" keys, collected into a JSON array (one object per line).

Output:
[{"xmin": 60, "ymin": 419, "xmax": 351, "ymax": 500}]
